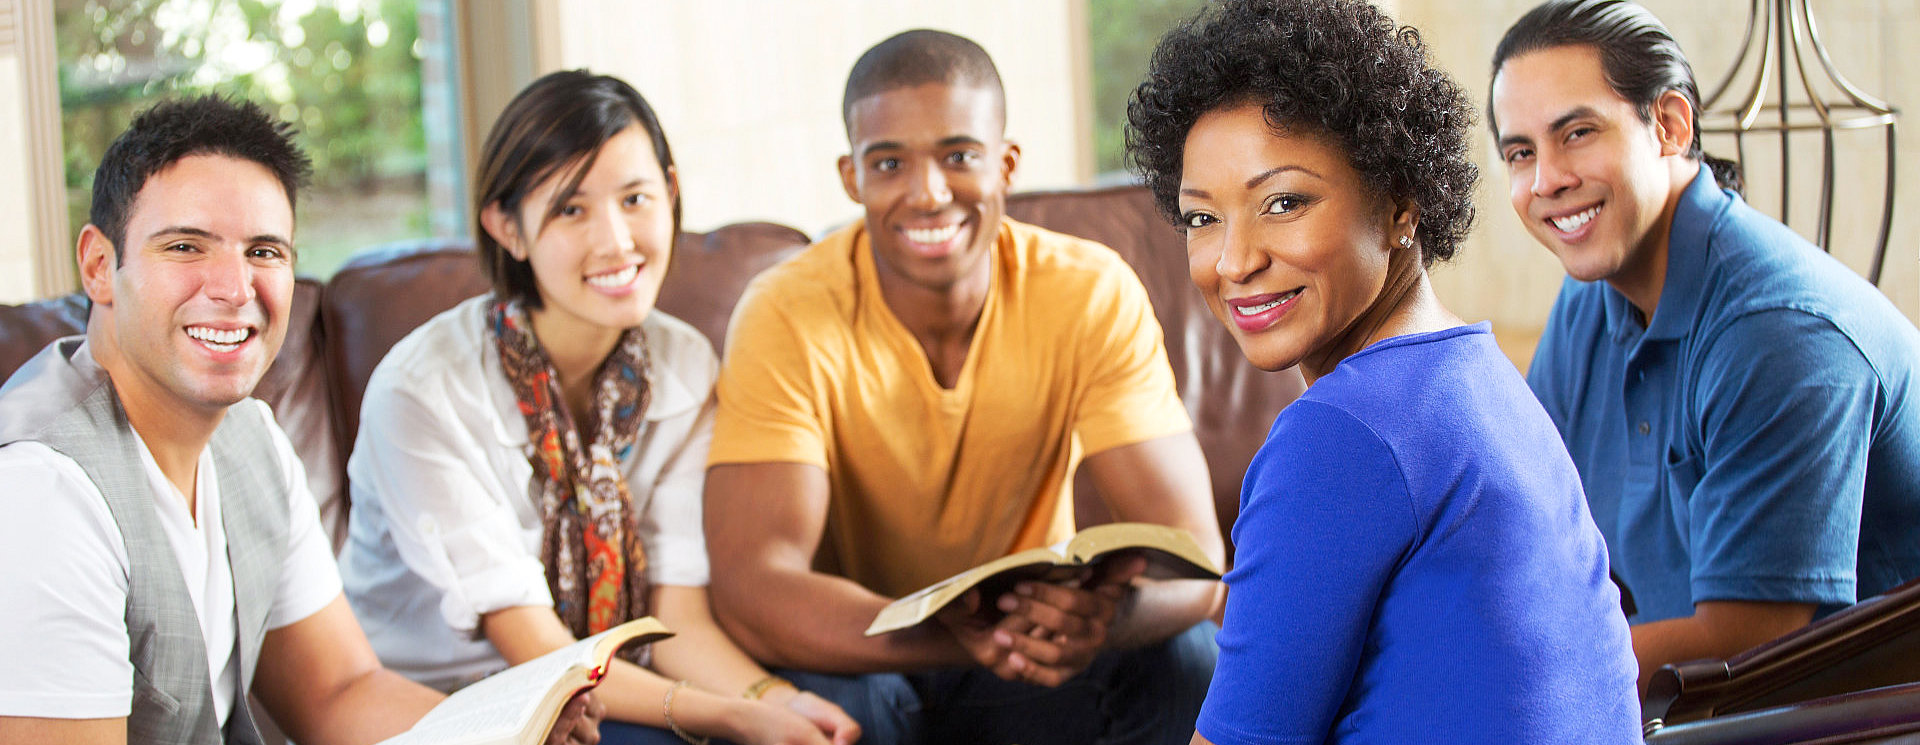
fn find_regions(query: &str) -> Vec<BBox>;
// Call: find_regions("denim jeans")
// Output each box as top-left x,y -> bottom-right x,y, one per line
777,621 -> 1217,745
600,720 -> 739,745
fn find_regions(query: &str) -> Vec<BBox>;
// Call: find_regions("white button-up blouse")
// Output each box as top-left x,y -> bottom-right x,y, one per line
338,295 -> 716,691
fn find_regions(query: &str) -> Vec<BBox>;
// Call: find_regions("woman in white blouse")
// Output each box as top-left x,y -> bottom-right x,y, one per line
339,70 -> 860,745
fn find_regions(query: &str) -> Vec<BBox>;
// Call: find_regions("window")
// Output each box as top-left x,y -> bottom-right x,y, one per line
1086,0 -> 1206,180
56,0 -> 437,277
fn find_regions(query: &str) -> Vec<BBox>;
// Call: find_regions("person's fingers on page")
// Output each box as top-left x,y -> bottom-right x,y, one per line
577,690 -> 605,745
546,691 -> 600,745
1089,553 -> 1150,590
955,588 -> 983,615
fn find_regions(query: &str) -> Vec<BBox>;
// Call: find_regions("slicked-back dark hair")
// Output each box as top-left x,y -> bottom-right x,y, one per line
474,69 -> 680,310
841,29 -> 1006,135
90,95 -> 311,263
1491,0 -> 1742,192
1127,0 -> 1479,265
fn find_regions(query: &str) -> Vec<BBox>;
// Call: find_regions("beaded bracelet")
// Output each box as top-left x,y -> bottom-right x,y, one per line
662,680 -> 710,745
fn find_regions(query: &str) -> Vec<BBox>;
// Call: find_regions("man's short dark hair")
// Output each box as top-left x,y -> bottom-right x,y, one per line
90,95 -> 312,261
1491,0 -> 1742,192
841,29 -> 1006,134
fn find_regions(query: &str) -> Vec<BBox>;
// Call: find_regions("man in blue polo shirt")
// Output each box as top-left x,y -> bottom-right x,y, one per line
1489,0 -> 1920,690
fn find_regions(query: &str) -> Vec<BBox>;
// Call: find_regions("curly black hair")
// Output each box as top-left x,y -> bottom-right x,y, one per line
1126,0 -> 1478,264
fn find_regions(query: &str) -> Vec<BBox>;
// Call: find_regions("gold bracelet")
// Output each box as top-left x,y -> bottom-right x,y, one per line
742,675 -> 797,700
662,679 -> 710,745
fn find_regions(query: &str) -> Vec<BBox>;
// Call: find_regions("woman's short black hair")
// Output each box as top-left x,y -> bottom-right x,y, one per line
1126,0 -> 1478,264
474,69 -> 680,310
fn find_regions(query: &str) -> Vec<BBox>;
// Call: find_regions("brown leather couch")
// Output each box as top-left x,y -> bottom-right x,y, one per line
0,184 -> 1305,555
1643,575 -> 1920,729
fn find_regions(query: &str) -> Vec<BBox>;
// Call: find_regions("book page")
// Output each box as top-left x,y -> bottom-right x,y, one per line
376,620 -> 670,745
865,547 -> 1066,636
375,646 -> 588,745
1066,523 -> 1220,579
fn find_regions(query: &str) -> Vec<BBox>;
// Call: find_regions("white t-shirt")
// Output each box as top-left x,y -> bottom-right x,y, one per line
339,296 -> 717,691
0,399 -> 344,722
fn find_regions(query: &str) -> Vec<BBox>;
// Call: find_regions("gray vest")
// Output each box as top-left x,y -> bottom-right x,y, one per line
0,338 -> 289,744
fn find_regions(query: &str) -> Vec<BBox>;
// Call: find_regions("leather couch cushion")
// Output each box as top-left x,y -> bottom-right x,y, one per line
320,237 -> 495,475
0,293 -> 88,377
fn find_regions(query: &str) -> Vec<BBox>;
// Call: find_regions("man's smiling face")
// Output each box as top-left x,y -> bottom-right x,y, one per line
1493,44 -> 1680,287
84,153 -> 295,415
838,81 -> 1019,294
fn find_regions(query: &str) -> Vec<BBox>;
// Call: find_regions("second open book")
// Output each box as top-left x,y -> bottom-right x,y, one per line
376,617 -> 673,745
865,522 -> 1222,636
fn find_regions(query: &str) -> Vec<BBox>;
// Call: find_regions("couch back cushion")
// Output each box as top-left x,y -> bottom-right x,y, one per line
0,293 -> 89,377
1007,186 -> 1306,541
320,237 -> 495,474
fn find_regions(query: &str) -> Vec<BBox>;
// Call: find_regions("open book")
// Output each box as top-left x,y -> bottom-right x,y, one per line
376,617 -> 674,745
865,522 -> 1221,636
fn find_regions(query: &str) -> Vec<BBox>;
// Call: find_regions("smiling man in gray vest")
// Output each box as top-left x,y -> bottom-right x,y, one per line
0,97 -> 599,745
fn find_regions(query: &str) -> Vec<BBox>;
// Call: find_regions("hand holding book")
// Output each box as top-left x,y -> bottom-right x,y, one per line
935,551 -> 1156,687
376,617 -> 673,745
543,691 -> 606,745
882,524 -> 1221,688
867,523 -> 1222,636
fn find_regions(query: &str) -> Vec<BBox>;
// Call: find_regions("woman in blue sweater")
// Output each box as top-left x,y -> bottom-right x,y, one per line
1126,0 -> 1642,742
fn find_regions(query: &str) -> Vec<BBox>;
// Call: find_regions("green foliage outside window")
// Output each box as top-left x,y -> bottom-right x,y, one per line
56,0 -> 429,278
1088,0 -> 1208,178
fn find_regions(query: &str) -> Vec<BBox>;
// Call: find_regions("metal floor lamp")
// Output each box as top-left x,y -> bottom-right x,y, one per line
1697,0 -> 1899,285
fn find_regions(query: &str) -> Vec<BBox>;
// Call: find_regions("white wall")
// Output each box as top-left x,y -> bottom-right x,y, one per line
534,0 -> 1917,371
0,54 -> 36,304
542,0 -> 1088,237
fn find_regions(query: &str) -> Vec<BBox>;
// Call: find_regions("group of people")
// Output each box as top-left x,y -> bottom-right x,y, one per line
2,0 -> 1916,744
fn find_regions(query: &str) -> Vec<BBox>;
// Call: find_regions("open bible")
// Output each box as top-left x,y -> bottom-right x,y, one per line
865,522 -> 1222,636
376,617 -> 674,745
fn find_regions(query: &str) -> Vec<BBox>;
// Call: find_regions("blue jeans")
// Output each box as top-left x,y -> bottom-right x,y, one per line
778,622 -> 1217,745
599,720 -> 739,745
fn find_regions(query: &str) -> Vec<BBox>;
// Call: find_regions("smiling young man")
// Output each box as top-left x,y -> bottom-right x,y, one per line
0,97 -> 599,745
1490,0 -> 1920,691
702,29 -> 1224,745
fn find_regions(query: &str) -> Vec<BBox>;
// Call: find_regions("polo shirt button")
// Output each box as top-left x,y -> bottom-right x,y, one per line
1638,421 -> 1651,435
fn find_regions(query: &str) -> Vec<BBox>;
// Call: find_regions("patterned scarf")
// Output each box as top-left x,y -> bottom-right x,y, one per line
489,298 -> 652,641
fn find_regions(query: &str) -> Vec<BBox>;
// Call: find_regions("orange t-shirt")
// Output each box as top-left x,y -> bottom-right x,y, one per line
709,218 -> 1191,597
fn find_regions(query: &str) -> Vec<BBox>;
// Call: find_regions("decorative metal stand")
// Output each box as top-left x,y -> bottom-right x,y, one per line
1697,0 -> 1898,285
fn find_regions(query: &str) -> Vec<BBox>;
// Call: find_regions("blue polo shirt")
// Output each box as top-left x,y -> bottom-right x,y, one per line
1527,163 -> 1920,624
